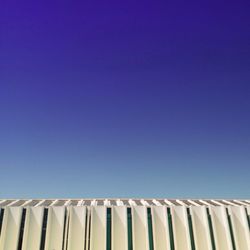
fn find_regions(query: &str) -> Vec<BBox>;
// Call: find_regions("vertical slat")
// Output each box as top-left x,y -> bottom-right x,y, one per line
22,207 -> 44,250
90,206 -> 106,250
132,206 -> 149,250
112,206 -> 127,250
209,206 -> 233,250
151,206 -> 171,250
67,206 -> 86,250
0,207 -> 23,250
44,206 -> 66,250
228,206 -> 250,249
190,206 -> 213,250
171,206 -> 192,250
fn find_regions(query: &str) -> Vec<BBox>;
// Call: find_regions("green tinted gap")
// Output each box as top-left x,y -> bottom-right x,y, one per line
206,208 -> 216,250
226,208 -> 236,250
17,208 -> 26,250
147,208 -> 154,250
127,208 -> 133,250
167,208 -> 175,250
106,208 -> 112,250
187,208 -> 196,250
0,209 -> 4,236
40,208 -> 48,250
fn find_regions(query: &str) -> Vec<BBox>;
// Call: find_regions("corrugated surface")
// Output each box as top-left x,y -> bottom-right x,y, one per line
0,199 -> 249,249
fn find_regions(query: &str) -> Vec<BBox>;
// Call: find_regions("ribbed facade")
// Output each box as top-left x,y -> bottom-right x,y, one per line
0,199 -> 249,250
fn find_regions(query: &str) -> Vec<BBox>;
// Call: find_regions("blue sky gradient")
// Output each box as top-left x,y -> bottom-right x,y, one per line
0,0 -> 250,198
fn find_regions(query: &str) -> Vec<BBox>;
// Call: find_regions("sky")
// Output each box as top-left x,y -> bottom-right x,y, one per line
0,0 -> 250,199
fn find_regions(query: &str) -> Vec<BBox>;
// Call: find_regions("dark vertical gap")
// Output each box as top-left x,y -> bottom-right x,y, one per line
40,208 -> 48,250
187,208 -> 196,250
127,207 -> 133,250
147,208 -> 154,250
106,208 -> 112,250
0,208 -> 5,236
226,208 -> 236,250
206,208 -> 216,250
245,208 -> 250,230
17,208 -> 26,250
65,215 -> 70,250
88,212 -> 91,250
167,207 -> 175,250
84,209 -> 89,250
62,209 -> 68,250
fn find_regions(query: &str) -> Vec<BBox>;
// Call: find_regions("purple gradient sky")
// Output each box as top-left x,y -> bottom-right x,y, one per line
0,0 -> 250,198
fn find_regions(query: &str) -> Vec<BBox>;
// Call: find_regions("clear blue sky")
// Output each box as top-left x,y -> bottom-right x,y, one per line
0,0 -> 249,198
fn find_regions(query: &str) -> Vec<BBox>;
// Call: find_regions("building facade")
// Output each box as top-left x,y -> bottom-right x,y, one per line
0,198 -> 249,250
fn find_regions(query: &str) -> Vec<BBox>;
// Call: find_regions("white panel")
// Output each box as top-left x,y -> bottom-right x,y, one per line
132,206 -> 149,250
90,206 -> 106,250
190,206 -> 212,250
67,206 -> 86,250
112,206 -> 127,250
0,207 -> 23,250
171,206 -> 192,250
22,207 -> 44,250
209,206 -> 233,250
151,206 -> 171,250
45,206 -> 66,250
228,206 -> 250,249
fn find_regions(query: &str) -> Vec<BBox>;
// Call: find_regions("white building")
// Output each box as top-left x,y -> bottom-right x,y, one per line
0,198 -> 249,249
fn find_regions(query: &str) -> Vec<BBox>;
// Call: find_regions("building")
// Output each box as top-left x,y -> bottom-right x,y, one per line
0,198 -> 249,249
